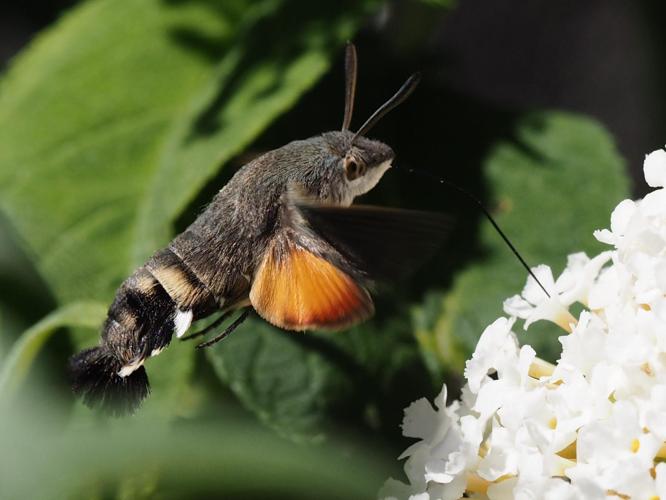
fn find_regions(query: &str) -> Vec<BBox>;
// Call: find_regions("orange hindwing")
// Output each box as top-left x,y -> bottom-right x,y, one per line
249,241 -> 373,331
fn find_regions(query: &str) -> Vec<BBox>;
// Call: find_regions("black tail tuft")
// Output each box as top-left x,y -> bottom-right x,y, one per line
69,347 -> 150,416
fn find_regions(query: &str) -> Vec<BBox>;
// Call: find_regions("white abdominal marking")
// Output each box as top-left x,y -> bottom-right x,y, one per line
118,358 -> 144,378
174,309 -> 193,338
150,346 -> 165,357
120,310 -> 194,374
121,310 -> 194,374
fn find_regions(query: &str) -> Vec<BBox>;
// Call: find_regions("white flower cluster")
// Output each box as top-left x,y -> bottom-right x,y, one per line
381,149 -> 666,500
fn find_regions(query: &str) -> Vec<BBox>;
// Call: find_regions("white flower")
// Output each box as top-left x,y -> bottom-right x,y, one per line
503,265 -> 577,332
656,463 -> 666,497
593,199 -> 637,247
568,401 -> 662,498
486,476 -> 605,500
381,148 -> 666,500
383,387 -> 472,500
644,148 -> 666,188
464,317 -> 519,394
555,252 -> 613,307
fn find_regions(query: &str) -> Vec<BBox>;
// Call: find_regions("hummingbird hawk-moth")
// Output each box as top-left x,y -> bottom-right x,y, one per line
69,44 -> 449,415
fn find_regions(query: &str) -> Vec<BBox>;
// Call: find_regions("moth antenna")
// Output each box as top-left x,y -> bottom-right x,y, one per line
341,42 -> 358,131
353,72 -> 421,141
401,166 -> 551,299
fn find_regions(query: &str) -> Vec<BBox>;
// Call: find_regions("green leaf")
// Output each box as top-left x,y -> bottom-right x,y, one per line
0,301 -> 106,401
205,313 -> 431,440
415,112 -> 631,370
0,0 -> 378,415
206,318 -> 351,440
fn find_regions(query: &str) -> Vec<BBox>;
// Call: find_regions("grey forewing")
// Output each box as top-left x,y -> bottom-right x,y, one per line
297,204 -> 451,281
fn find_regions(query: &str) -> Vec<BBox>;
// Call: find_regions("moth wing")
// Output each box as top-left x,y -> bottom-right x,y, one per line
249,237 -> 374,332
297,204 -> 451,281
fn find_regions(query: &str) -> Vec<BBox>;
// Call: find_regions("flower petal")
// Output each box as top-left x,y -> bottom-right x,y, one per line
644,148 -> 666,188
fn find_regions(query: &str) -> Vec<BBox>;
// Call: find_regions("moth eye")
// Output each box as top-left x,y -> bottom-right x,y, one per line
344,158 -> 365,180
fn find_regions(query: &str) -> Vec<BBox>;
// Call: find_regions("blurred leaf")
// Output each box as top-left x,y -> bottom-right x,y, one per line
0,215 -> 54,346
138,334 -> 202,418
0,312 -> 5,362
0,0 -> 378,415
0,301 -> 106,401
0,0 -> 376,305
0,411 -> 390,499
415,112 -> 630,370
133,0 -> 380,263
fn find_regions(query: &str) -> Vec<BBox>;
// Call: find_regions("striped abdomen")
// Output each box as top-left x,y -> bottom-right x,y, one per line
69,247 -> 219,415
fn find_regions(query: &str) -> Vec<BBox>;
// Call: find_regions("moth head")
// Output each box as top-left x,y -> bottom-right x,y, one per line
290,44 -> 419,205
322,130 -> 394,199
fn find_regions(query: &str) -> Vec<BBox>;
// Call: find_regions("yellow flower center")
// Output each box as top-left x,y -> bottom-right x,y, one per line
631,438 -> 640,453
556,440 -> 577,460
529,357 -> 556,379
466,473 -> 489,494
554,308 -> 578,333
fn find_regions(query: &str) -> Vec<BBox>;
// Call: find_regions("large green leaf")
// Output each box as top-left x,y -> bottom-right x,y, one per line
206,313 -> 431,440
206,318 -> 351,440
0,0 -> 378,412
0,0 -> 375,305
414,112 -> 630,371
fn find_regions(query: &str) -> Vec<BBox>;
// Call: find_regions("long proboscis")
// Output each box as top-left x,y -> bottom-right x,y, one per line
342,42 -> 358,131
352,72 -> 421,142
400,166 -> 552,299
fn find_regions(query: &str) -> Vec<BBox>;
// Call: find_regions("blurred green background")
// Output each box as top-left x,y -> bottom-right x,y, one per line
0,0 -> 662,498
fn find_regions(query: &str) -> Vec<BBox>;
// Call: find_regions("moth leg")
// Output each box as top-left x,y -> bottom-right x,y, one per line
180,310 -> 233,341
196,309 -> 251,349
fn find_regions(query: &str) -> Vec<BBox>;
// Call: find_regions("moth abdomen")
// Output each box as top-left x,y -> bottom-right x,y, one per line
70,250 -> 217,415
